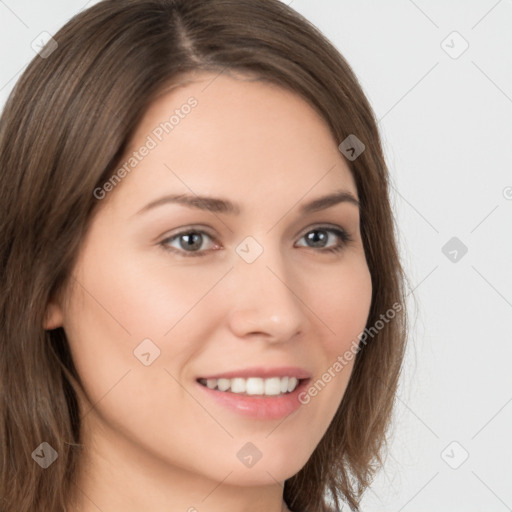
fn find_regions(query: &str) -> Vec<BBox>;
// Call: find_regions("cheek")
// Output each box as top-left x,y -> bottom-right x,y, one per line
66,245 -> 217,353
296,257 -> 372,418
312,255 -> 373,353
62,247 -> 232,430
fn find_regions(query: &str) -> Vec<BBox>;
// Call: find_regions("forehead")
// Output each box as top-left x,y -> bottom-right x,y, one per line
105,71 -> 357,213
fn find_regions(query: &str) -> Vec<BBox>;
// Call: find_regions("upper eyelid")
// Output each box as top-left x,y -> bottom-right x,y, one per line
160,223 -> 349,248
161,225 -> 216,243
161,222 -> 347,239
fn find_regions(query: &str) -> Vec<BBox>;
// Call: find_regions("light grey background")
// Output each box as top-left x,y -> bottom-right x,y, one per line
1,1 -> 511,511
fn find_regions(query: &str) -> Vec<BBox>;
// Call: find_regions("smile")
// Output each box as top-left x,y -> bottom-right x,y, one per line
197,376 -> 301,396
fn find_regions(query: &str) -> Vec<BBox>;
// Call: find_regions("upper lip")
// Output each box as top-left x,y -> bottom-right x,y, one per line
198,366 -> 312,380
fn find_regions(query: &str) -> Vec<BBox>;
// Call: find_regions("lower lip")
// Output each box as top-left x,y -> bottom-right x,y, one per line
195,379 -> 310,420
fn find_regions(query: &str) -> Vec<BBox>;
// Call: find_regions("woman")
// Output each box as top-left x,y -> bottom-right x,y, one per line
0,0 -> 407,510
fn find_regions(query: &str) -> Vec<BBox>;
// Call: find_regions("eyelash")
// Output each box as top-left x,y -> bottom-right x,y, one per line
158,225 -> 353,258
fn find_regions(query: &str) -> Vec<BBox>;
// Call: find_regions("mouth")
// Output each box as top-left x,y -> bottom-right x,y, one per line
197,376 -> 307,397
195,373 -> 311,420
194,366 -> 312,419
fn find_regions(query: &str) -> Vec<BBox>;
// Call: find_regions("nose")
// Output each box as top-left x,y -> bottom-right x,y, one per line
226,244 -> 305,343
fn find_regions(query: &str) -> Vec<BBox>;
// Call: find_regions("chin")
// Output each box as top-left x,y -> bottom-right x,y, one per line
227,464 -> 303,487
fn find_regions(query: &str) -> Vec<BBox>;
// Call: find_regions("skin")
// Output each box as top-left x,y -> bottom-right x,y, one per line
45,71 -> 373,512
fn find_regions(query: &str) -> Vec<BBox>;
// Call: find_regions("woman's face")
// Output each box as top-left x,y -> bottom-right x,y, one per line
47,72 -> 372,494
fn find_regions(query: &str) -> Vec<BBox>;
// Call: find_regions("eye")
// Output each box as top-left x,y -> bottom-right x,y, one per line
160,228 -> 218,257
159,224 -> 353,257
295,225 -> 353,253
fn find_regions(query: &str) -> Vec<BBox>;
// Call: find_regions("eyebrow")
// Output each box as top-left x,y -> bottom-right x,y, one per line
135,189 -> 360,216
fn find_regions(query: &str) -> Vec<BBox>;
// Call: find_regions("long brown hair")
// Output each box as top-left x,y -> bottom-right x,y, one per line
0,0 -> 407,510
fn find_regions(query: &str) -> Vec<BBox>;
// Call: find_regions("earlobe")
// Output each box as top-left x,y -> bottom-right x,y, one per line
43,301 -> 64,330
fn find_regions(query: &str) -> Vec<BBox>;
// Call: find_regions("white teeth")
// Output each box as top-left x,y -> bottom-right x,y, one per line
246,377 -> 264,395
230,378 -> 246,393
217,378 -> 230,392
264,377 -> 281,396
199,376 -> 301,396
287,377 -> 298,393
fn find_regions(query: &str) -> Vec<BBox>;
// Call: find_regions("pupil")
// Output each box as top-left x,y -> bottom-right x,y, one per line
181,232 -> 202,251
307,230 -> 327,247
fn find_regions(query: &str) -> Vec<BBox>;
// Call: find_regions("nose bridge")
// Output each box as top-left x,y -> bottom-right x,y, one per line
227,236 -> 305,340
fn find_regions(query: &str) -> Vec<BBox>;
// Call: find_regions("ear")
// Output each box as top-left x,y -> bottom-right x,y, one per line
43,300 -> 64,330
